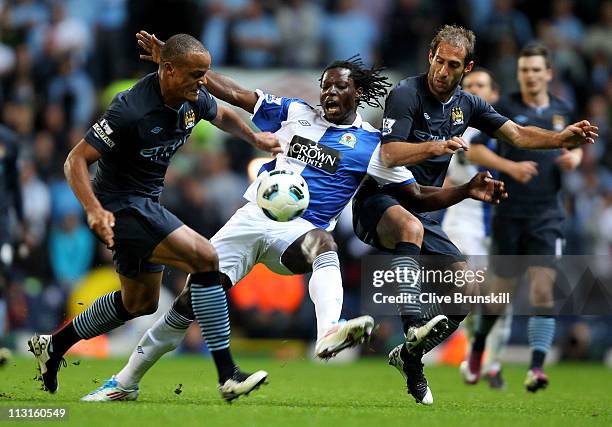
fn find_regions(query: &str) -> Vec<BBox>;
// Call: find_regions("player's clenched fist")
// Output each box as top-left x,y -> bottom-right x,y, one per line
430,136 -> 468,156
87,207 -> 116,248
508,160 -> 538,184
253,132 -> 282,154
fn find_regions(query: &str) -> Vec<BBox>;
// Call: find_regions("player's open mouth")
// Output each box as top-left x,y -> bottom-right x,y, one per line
324,100 -> 341,114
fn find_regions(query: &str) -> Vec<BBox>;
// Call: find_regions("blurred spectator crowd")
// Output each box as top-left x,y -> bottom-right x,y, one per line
0,0 -> 610,357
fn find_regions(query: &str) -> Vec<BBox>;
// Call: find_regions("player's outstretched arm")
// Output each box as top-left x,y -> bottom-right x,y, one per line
136,30 -> 258,113
494,119 -> 598,150
468,144 -> 538,184
64,140 -> 115,247
392,171 -> 507,212
212,105 -> 281,154
381,137 -> 468,168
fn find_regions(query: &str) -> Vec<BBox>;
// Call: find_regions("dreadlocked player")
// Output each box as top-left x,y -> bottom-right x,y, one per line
80,32 -> 508,402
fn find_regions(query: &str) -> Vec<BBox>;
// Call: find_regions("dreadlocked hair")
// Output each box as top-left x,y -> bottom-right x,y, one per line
320,55 -> 392,109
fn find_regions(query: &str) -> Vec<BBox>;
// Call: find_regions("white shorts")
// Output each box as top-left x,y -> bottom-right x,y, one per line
443,227 -> 488,256
443,227 -> 490,271
211,202 -> 317,285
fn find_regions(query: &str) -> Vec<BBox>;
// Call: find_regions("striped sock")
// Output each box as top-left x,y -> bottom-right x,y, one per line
391,253 -> 421,333
116,307 -> 192,388
528,316 -> 555,369
190,271 -> 234,382
165,306 -> 194,329
73,291 -> 134,340
50,291 -> 134,358
421,315 -> 465,355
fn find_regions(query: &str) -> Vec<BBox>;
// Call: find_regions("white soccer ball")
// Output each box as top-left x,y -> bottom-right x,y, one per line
256,170 -> 309,222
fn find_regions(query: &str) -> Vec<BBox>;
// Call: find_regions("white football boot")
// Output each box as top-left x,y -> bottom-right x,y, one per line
404,315 -> 448,352
28,334 -> 65,393
219,369 -> 268,402
315,315 -> 375,359
81,376 -> 139,401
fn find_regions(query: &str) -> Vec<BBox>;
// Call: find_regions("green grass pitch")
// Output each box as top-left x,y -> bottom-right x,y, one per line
0,355 -> 610,427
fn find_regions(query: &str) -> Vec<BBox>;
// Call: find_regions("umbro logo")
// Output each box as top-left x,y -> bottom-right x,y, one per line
298,120 -> 311,126
150,127 -> 163,134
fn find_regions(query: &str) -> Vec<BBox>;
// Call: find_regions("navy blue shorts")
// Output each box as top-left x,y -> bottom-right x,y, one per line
490,215 -> 564,277
352,191 -> 464,263
99,195 -> 183,278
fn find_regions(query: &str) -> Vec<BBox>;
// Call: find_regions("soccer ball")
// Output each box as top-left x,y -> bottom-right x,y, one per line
256,170 -> 309,222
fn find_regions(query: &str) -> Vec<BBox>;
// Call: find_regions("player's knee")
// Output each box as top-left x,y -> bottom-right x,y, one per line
450,261 -> 468,273
315,230 -> 338,253
531,286 -> 553,307
390,214 -> 423,247
191,236 -> 219,272
378,207 -> 423,248
398,215 -> 424,243
124,298 -> 159,317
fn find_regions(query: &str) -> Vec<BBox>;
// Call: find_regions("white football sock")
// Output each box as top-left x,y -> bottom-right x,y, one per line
308,251 -> 343,341
116,308 -> 192,388
484,314 -> 512,372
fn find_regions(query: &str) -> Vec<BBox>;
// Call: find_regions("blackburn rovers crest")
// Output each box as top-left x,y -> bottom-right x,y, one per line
451,106 -> 464,126
339,133 -> 357,148
184,108 -> 195,129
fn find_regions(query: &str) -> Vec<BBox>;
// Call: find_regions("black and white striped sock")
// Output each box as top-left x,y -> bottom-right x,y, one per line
392,257 -> 421,330
393,242 -> 421,334
165,306 -> 193,330
73,291 -> 134,340
421,315 -> 465,355
190,271 -> 235,382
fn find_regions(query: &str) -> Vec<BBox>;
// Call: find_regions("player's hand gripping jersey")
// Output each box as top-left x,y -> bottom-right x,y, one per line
243,90 -> 415,230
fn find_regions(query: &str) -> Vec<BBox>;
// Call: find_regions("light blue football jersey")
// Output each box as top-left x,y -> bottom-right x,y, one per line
243,90 -> 415,230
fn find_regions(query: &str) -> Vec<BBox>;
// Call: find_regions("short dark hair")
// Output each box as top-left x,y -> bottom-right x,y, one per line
518,43 -> 552,68
430,24 -> 476,65
320,55 -> 392,109
160,33 -> 208,64
466,66 -> 499,92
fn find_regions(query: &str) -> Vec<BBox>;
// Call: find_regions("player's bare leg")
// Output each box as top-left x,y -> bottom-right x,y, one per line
282,229 -> 374,359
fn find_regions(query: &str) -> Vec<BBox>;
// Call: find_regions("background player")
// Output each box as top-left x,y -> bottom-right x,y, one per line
443,68 -> 526,389
28,34 -> 281,398
0,124 -> 27,367
461,44 -> 583,393
78,32 -> 507,402
353,25 -> 597,405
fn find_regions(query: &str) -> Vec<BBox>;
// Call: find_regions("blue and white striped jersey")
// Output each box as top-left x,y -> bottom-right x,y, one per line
243,90 -> 415,230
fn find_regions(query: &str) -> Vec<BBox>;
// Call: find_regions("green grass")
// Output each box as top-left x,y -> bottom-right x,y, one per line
0,356 -> 610,427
